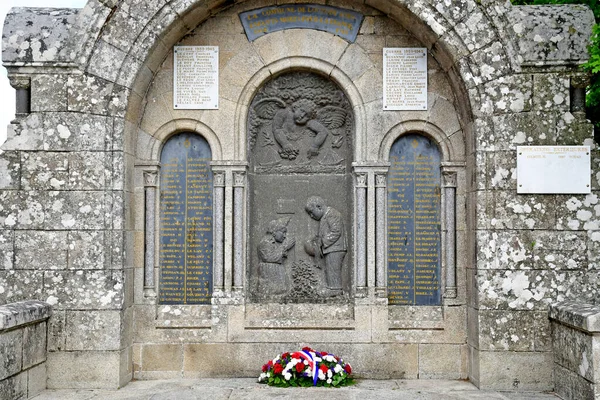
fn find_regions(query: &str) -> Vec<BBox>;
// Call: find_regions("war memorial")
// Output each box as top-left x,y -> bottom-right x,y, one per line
0,0 -> 599,398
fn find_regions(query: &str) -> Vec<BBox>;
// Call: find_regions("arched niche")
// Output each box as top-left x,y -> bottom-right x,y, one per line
246,70 -> 354,303
158,132 -> 214,304
387,133 -> 442,305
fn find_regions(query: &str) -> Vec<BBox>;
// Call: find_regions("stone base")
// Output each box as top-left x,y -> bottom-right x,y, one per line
47,351 -> 123,389
131,341 -> 470,380
475,349 -> 553,391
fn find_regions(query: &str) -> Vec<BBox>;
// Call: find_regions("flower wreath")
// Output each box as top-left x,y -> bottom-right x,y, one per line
258,347 -> 354,387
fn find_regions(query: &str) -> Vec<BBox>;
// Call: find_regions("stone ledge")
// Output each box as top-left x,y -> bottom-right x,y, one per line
0,301 -> 52,331
549,301 -> 600,333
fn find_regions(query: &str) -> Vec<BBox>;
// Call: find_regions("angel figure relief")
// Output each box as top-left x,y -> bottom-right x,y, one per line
252,96 -> 348,166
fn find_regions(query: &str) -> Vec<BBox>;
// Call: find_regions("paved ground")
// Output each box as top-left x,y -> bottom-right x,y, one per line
31,378 -> 560,399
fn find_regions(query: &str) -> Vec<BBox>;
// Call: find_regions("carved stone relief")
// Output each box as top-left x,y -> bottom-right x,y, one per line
248,72 -> 353,174
248,72 -> 354,303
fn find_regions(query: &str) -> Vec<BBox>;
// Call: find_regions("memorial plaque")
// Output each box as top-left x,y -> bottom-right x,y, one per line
239,4 -> 364,43
387,134 -> 441,305
383,48 -> 428,111
174,46 -> 219,110
248,71 -> 354,303
159,133 -> 213,304
517,146 -> 591,194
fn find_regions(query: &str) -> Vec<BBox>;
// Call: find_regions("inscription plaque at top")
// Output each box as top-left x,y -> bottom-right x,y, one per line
174,46 -> 219,110
159,133 -> 213,304
239,4 -> 364,42
383,48 -> 428,111
387,134 -> 441,305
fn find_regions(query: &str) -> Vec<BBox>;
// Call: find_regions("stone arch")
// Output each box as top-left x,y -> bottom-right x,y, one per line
379,120 -> 456,163
147,119 -> 223,162
71,0 -> 523,141
233,56 -> 368,162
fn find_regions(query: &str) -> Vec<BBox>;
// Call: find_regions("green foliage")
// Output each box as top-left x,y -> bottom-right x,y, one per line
512,0 -> 599,131
586,24 -> 600,128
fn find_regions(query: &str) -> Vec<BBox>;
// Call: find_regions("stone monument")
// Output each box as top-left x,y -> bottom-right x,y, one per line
0,0 -> 597,396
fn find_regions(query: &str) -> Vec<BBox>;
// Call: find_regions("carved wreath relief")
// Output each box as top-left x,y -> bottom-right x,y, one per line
249,72 -> 353,174
248,72 -> 354,303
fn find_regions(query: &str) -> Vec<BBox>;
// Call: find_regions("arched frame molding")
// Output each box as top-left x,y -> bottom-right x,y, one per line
377,121 -> 466,304
233,56 -> 368,163
149,119 -> 224,162
138,121 -> 223,302
71,0 -> 524,150
379,121 -> 456,163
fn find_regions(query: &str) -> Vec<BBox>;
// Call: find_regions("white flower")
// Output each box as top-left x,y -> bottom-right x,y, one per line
334,364 -> 343,373
314,357 -> 322,362
318,370 -> 325,380
284,372 -> 292,381
327,369 -> 332,378
324,355 -> 336,362
304,360 -> 308,365
327,378 -> 332,384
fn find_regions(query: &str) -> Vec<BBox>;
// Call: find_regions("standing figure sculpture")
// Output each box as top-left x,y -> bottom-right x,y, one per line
304,196 -> 347,297
257,217 -> 296,296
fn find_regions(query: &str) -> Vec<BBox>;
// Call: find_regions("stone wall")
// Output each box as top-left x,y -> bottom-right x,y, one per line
0,0 -> 596,391
550,301 -> 600,399
0,301 -> 51,399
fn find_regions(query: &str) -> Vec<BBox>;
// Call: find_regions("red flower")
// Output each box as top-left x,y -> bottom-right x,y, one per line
302,346 -> 314,353
282,352 -> 290,359
291,352 -> 302,359
319,364 -> 329,373
262,364 -> 268,372
344,364 -> 352,374
320,351 -> 328,357
295,363 -> 305,373
273,363 -> 284,374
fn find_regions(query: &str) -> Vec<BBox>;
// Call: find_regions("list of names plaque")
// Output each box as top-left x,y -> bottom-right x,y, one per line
159,133 -> 213,304
387,134 -> 441,305
174,46 -> 219,110
383,48 -> 428,111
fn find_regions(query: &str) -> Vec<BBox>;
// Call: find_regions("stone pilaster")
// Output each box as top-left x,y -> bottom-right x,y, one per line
212,171 -> 225,292
570,74 -> 589,115
355,172 -> 367,293
142,169 -> 158,298
353,163 -> 389,299
211,162 -> 247,296
375,172 -> 387,295
442,171 -> 457,299
8,75 -> 31,120
233,170 -> 246,290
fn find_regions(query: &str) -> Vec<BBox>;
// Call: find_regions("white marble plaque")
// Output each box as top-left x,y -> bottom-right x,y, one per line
174,46 -> 219,110
383,48 -> 427,111
517,146 -> 591,194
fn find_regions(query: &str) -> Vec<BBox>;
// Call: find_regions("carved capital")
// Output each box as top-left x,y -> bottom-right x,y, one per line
143,171 -> 158,187
213,171 -> 225,187
375,174 -> 387,188
442,171 -> 457,188
355,173 -> 367,188
233,171 -> 246,187
571,74 -> 590,89
8,75 -> 30,90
